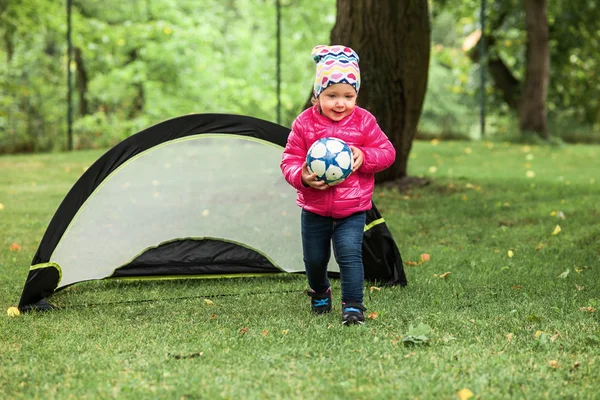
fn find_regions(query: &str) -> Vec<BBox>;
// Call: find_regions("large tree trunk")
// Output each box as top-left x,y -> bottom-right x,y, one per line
520,0 -> 550,138
329,0 -> 431,181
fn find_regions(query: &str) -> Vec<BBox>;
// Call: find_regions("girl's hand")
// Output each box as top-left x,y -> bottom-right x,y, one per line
301,162 -> 328,190
350,146 -> 364,172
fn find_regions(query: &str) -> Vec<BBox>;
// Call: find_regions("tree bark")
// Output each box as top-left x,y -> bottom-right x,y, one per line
520,0 -> 550,138
74,47 -> 89,116
324,0 -> 431,181
3,26 -> 14,63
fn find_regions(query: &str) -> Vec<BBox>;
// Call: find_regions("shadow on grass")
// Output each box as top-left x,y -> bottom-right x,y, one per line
48,273 -> 308,309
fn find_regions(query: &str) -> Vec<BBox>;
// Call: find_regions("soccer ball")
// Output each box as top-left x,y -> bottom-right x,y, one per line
306,137 -> 353,185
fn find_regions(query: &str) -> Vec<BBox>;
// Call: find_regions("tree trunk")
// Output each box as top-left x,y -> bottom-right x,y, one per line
3,26 -> 14,63
127,48 -> 144,118
520,0 -> 550,139
328,0 -> 431,181
74,47 -> 89,116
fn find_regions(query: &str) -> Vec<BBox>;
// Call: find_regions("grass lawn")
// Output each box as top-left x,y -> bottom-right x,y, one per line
1,140 -> 599,399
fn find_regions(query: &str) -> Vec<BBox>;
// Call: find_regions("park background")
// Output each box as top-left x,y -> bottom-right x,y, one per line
1,0 -> 599,399
1,0 -> 599,154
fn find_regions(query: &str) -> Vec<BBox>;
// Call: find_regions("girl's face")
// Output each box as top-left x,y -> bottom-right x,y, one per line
318,83 -> 357,122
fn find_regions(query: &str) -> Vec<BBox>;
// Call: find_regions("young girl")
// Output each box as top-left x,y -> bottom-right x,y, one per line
280,45 -> 396,325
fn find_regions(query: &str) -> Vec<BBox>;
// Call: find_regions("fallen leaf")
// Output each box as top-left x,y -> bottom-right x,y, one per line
7,307 -> 20,317
210,314 -> 217,320
204,298 -> 214,305
548,360 -> 558,369
512,285 -> 522,289
442,335 -> 457,343
573,361 -> 580,369
261,330 -> 269,336
575,266 -> 590,273
367,312 -> 378,320
526,170 -> 536,178
9,243 -> 21,252
575,284 -> 584,291
550,333 -> 560,342
402,323 -> 432,345
557,211 -> 566,220
535,330 -> 543,339
404,261 -> 419,266
0,202 -> 4,210
508,250 -> 514,258
281,329 -> 289,335
579,307 -> 596,313
239,327 -> 249,335
457,388 -> 474,400
550,211 -> 557,216
420,253 -> 431,262
535,243 -> 544,250
439,272 -> 451,279
558,269 -> 570,279
551,225 -> 561,235
369,286 -> 381,292
506,333 -> 514,342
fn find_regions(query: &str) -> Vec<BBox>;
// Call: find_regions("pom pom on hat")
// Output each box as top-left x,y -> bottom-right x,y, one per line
312,45 -> 360,98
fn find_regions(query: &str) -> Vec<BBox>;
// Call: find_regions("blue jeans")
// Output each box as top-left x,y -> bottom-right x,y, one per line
301,209 -> 366,304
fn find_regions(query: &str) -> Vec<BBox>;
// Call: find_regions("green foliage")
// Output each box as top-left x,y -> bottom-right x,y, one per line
0,0 -> 335,153
430,0 -> 600,138
419,57 -> 478,140
2,0 -> 599,152
1,141 -> 599,398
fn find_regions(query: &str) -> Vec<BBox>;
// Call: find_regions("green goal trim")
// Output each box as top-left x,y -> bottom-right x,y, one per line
364,218 -> 385,232
29,262 -> 63,283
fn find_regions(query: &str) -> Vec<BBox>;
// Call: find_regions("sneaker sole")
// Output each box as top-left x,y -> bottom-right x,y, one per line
342,319 -> 364,325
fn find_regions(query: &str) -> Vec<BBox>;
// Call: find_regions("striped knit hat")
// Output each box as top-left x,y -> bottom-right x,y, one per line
312,45 -> 360,98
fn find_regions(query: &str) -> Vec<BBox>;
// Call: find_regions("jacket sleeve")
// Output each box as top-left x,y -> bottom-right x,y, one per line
280,118 -> 308,191
357,112 -> 396,174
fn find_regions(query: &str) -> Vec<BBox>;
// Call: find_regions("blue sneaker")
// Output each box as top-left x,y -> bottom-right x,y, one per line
342,302 -> 366,325
307,288 -> 332,314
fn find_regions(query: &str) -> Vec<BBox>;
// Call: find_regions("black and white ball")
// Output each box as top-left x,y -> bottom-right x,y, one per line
306,137 -> 353,185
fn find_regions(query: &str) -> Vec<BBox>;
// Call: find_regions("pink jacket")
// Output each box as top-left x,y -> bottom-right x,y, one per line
281,105 -> 396,218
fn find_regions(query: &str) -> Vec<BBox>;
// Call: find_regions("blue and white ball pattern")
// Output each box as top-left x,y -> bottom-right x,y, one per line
306,138 -> 353,185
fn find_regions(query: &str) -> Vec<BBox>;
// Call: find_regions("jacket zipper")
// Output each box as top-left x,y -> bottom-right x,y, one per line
326,123 -> 338,216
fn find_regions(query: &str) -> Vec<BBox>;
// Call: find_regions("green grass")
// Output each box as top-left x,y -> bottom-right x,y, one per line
1,141 -> 599,399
